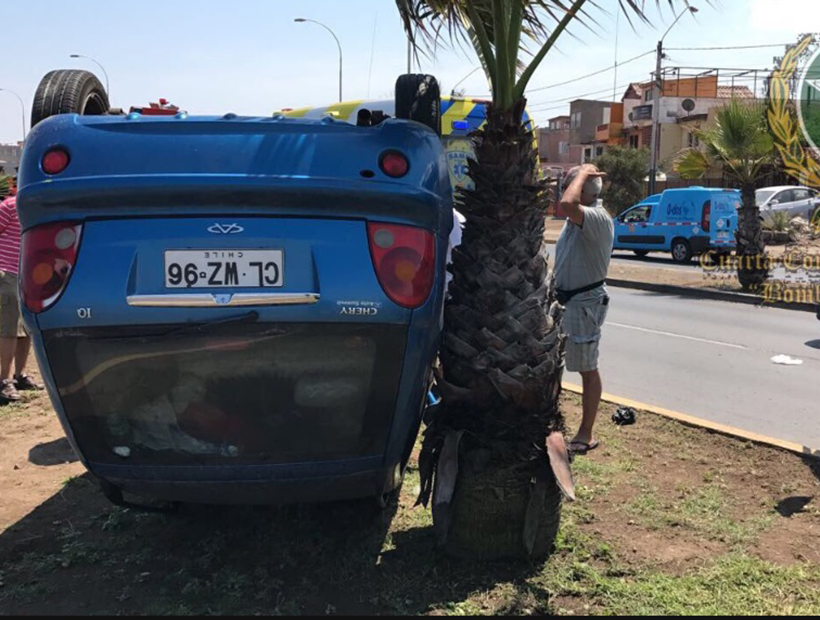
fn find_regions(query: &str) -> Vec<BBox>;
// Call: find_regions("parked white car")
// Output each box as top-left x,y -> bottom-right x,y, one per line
757,185 -> 820,226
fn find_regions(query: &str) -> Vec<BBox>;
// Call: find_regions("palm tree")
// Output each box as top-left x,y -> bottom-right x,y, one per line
396,0 -> 691,560
0,175 -> 11,201
674,99 -> 773,290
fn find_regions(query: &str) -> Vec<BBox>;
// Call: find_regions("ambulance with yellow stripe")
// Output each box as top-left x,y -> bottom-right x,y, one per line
278,90 -> 539,193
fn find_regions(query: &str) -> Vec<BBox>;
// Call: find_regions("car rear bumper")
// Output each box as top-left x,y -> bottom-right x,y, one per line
93,457 -> 397,505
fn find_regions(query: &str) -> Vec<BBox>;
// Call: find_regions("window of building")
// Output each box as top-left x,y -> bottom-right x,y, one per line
583,147 -> 592,162
571,112 -> 582,128
559,141 -> 569,155
629,135 -> 640,149
602,107 -> 611,125
595,146 -> 604,157
687,133 -> 701,149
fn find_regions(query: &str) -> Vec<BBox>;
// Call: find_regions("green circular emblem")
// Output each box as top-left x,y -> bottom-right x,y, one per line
798,46 -> 820,154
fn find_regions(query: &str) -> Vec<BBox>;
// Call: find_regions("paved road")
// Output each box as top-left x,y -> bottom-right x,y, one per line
564,288 -> 820,450
546,243 -> 700,272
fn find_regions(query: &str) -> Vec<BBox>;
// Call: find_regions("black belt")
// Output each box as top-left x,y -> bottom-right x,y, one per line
556,280 -> 606,305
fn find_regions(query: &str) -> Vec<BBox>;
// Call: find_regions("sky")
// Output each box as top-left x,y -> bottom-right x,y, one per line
0,0 -> 818,144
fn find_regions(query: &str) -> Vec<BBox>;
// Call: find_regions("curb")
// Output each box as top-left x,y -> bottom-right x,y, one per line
562,382 -> 820,459
606,278 -> 817,313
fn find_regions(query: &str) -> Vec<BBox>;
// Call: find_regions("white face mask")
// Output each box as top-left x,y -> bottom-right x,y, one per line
580,177 -> 603,206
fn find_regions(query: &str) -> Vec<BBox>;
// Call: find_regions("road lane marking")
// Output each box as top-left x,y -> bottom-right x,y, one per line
562,382 -> 820,458
607,322 -> 747,350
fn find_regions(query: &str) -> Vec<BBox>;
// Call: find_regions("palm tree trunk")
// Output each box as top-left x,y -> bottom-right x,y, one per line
736,183 -> 768,291
418,99 -> 565,560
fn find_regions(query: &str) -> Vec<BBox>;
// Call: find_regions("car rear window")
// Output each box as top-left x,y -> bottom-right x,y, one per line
44,323 -> 408,467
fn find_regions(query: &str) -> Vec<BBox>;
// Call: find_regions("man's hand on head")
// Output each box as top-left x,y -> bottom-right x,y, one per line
560,165 -> 607,227
579,164 -> 606,181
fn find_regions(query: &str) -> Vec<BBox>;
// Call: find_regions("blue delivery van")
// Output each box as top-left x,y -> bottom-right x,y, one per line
613,187 -> 740,262
17,74 -> 455,508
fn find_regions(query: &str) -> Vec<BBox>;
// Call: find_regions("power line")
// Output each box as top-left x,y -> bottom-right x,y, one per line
666,43 -> 790,51
526,50 -> 654,93
528,80 -> 643,110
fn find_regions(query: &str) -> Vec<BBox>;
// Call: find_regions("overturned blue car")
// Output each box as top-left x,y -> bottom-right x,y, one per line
17,71 -> 453,508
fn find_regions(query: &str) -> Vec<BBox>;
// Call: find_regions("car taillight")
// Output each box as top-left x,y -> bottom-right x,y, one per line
379,151 -> 410,178
21,222 -> 83,313
367,222 -> 435,309
42,148 -> 71,175
702,201 -> 711,233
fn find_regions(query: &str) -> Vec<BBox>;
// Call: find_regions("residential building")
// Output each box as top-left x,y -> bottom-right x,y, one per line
569,99 -> 613,162
621,75 -> 755,171
537,115 -> 571,168
0,143 -> 23,175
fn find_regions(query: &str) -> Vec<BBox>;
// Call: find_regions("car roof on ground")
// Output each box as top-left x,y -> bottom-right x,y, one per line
756,186 -> 809,191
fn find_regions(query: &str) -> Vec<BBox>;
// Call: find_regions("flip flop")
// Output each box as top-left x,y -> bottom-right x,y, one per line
568,440 -> 600,456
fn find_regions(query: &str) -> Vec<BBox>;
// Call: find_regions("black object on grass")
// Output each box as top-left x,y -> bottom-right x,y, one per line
612,406 -> 637,427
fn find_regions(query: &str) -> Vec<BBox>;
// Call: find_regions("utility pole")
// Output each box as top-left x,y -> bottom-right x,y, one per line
648,6 -> 699,195
648,39 -> 664,195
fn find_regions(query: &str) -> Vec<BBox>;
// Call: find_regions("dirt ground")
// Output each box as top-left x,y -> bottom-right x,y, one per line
1,373 -> 819,615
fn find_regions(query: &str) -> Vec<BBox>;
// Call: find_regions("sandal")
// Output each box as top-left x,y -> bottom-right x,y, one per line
14,374 -> 43,391
568,440 -> 600,456
0,379 -> 21,403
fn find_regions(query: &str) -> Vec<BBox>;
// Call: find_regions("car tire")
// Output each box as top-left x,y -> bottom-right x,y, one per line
633,250 -> 650,258
671,238 -> 693,263
31,69 -> 110,127
395,74 -> 441,135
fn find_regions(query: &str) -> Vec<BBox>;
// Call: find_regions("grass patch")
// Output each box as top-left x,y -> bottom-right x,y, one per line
540,554 -> 820,615
624,482 -> 773,545
2,395 -> 819,615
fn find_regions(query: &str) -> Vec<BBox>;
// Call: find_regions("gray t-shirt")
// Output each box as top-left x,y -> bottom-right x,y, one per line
554,201 -> 614,292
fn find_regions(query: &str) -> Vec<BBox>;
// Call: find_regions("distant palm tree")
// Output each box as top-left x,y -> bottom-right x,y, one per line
0,175 -> 11,200
395,0 -> 692,560
674,99 -> 774,290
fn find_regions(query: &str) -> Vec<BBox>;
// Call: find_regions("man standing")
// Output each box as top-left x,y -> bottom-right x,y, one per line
554,164 -> 614,456
0,193 -> 42,403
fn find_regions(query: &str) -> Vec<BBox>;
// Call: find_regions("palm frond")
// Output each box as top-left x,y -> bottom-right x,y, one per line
395,1 -> 699,110
691,99 -> 774,184
673,147 -> 713,179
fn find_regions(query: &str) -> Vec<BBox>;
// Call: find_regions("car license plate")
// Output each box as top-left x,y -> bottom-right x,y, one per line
164,250 -> 284,288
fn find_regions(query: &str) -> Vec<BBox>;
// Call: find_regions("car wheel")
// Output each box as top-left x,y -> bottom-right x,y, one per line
31,69 -> 110,127
671,238 -> 693,263
633,250 -> 650,258
395,74 -> 441,135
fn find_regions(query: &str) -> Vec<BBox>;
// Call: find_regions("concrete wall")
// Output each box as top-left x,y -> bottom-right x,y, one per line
569,100 -> 612,145
0,144 -> 22,175
538,126 -> 571,164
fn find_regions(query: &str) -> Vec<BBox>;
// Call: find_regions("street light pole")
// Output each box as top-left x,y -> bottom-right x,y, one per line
70,55 -> 110,98
648,6 -> 698,195
0,88 -> 26,142
294,19 -> 343,102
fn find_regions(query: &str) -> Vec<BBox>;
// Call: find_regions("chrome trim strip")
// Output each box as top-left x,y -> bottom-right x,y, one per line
126,293 -> 320,308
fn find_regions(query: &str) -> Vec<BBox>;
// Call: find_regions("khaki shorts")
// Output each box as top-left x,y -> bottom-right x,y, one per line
563,294 -> 609,373
0,271 -> 27,338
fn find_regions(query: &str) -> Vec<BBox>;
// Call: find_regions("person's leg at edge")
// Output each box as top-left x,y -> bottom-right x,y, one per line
572,369 -> 602,446
14,336 -> 31,377
0,337 -> 15,383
